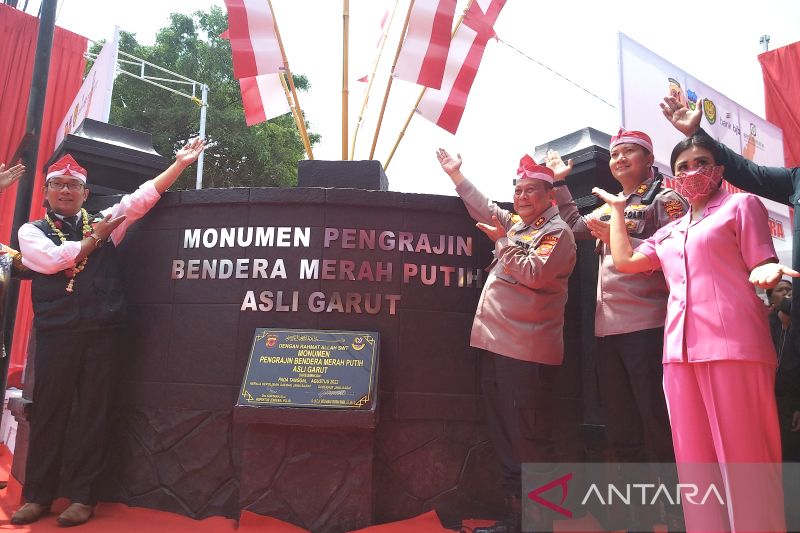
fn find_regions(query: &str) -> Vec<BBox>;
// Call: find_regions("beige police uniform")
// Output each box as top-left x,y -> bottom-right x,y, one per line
454,178 -> 576,502
456,179 -> 577,364
555,177 -> 687,472
556,177 -> 688,336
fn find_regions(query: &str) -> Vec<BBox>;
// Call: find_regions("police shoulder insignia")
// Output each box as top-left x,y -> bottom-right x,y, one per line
535,235 -> 559,257
636,183 -> 648,195
534,216 -> 546,227
663,199 -> 684,220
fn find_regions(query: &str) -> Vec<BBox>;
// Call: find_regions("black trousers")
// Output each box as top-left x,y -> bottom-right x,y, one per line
595,329 -> 681,531
596,327 -> 674,463
23,328 -> 120,506
480,350 -> 558,496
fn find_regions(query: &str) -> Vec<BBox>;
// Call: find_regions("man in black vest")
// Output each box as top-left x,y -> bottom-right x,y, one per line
11,139 -> 205,527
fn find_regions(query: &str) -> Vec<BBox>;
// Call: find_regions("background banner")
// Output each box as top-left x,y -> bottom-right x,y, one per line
618,32 -> 790,265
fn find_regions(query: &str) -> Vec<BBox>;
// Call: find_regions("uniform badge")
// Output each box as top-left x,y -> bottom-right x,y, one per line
636,183 -> 648,195
510,214 -> 522,224
509,230 -> 517,237
599,214 -> 611,222
625,220 -> 637,231
520,234 -> 533,241
535,235 -> 559,257
534,216 -> 546,227
663,199 -> 684,220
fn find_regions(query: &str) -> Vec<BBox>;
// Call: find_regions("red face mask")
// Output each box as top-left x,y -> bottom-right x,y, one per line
673,165 -> 724,200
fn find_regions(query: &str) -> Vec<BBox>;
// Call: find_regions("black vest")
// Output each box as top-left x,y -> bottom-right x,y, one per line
29,215 -> 127,331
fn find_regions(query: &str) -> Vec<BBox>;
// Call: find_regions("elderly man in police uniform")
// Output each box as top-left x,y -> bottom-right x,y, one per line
11,139 -> 205,527
436,148 -> 576,533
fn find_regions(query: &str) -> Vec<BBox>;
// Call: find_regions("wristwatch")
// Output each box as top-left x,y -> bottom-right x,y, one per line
90,233 -> 105,249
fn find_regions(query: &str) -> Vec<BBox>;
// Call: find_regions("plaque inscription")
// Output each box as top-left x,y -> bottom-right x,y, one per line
238,328 -> 379,409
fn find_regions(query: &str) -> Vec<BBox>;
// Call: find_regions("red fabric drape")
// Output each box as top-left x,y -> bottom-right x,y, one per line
759,41 -> 800,168
0,4 -> 87,387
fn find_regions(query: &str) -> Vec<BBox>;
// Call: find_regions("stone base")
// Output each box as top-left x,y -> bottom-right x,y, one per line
297,160 -> 388,191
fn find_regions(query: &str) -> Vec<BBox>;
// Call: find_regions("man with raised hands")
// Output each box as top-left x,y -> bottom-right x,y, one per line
11,138 -> 205,527
436,149 -> 576,533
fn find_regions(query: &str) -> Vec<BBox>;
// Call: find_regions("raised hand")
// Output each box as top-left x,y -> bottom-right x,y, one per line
660,96 -> 702,136
544,149 -> 573,181
175,138 -> 207,168
749,262 -> 800,289
592,187 -> 627,209
92,214 -> 127,241
586,218 -> 611,245
436,148 -> 462,176
0,163 -> 25,191
475,215 -> 506,242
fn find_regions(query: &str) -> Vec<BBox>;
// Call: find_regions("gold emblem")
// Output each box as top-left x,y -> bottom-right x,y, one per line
535,235 -> 559,257
636,183 -> 648,195
534,216 -> 546,227
510,214 -> 522,224
663,199 -> 685,220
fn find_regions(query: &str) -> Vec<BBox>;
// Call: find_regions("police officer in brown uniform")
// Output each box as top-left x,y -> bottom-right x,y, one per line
436,148 -> 576,532
548,129 -> 687,529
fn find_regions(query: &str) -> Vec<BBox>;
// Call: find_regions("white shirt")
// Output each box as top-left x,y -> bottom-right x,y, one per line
19,180 -> 161,274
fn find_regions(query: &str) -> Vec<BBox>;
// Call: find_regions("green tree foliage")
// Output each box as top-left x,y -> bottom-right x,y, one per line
93,6 -> 319,189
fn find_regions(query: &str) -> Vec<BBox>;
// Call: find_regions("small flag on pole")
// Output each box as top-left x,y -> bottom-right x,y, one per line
240,74 -> 291,126
415,0 -> 506,134
393,0 -> 457,90
223,0 -> 283,79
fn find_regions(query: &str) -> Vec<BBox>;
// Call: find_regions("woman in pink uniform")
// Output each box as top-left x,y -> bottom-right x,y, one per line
594,133 -> 798,532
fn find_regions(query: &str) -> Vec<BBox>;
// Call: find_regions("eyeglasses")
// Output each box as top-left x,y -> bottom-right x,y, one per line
47,181 -> 84,192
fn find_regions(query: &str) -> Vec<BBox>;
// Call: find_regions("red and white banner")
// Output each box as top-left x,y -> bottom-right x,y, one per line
223,0 -> 283,79
393,0 -> 456,90
53,27 -> 118,150
415,0 -> 506,134
240,74 -> 290,126
759,41 -> 800,168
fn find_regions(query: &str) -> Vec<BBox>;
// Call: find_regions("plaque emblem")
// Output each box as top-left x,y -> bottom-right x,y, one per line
352,336 -> 366,351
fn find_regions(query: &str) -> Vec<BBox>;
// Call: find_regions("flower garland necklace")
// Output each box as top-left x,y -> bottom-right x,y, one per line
45,208 -> 93,293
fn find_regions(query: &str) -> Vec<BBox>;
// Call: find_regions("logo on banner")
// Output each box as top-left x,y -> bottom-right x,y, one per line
687,89 -> 698,110
703,98 -> 717,125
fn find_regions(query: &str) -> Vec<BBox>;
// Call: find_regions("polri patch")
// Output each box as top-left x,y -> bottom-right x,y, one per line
663,199 -> 684,220
535,235 -> 559,257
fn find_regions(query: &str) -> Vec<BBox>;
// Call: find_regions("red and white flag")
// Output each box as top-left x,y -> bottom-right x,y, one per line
356,4 -> 391,83
223,0 -> 283,79
416,0 -> 506,134
240,74 -> 291,126
393,0 -> 457,90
